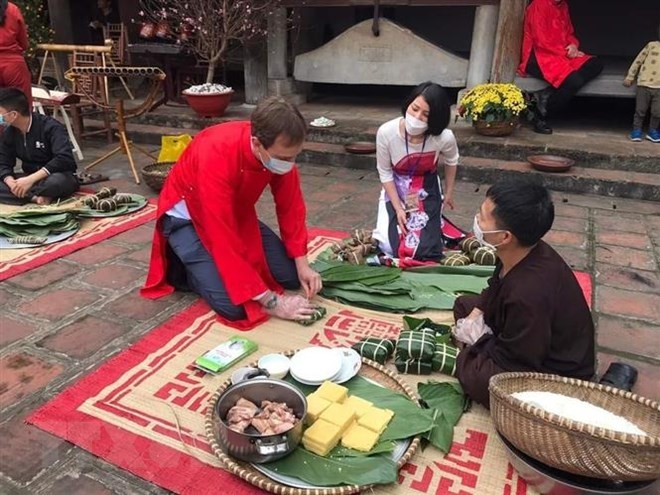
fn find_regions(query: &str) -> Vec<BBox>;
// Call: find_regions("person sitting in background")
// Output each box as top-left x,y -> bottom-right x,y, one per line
624,26 -> 660,143
0,88 -> 78,205
0,1 -> 32,108
452,177 -> 595,407
517,0 -> 602,134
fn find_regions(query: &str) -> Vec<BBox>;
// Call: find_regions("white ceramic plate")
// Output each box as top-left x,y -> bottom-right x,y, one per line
289,347 -> 342,384
0,228 -> 78,250
332,348 -> 362,384
289,367 -> 342,386
251,376 -> 412,490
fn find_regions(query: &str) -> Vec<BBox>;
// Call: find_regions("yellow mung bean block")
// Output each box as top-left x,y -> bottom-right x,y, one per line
318,402 -> 356,434
302,419 -> 342,456
358,407 -> 394,434
343,395 -> 373,418
341,423 -> 380,452
306,392 -> 332,424
315,381 -> 348,403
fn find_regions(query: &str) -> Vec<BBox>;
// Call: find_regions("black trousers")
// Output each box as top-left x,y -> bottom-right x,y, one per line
161,215 -> 300,321
633,86 -> 660,130
0,172 -> 79,205
526,52 -> 603,117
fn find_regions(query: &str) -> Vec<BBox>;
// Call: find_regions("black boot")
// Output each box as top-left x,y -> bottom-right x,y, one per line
532,87 -> 554,119
532,116 -> 553,134
599,362 -> 638,392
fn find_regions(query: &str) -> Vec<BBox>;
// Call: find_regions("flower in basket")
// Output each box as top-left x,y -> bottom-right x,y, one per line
459,83 -> 527,124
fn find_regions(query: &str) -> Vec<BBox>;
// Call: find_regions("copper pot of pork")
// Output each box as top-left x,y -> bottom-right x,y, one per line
213,378 -> 307,463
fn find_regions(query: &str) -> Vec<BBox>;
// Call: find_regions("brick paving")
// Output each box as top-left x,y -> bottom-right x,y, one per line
0,141 -> 658,494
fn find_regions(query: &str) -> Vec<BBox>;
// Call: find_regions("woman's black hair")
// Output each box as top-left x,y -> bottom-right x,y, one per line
0,0 -> 9,26
400,81 -> 451,136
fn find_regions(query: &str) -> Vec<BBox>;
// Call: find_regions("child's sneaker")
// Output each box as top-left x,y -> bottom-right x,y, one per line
629,129 -> 643,141
646,129 -> 660,143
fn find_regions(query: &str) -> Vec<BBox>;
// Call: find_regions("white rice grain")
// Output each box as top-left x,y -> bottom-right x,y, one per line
512,391 -> 647,436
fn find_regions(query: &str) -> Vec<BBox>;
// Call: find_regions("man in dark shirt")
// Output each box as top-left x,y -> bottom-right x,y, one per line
453,177 -> 595,407
0,87 -> 78,205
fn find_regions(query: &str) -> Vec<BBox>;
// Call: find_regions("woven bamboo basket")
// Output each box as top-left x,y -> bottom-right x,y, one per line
205,352 -> 422,495
473,117 -> 518,137
140,162 -> 175,192
489,372 -> 660,481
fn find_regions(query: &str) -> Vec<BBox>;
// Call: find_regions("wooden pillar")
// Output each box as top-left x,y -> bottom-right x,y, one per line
466,5 -> 500,88
244,41 -> 268,105
268,8 -> 288,80
491,0 -> 528,83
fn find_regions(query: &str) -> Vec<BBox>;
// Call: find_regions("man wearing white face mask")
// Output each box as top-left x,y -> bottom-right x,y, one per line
142,97 -> 321,329
452,177 -> 595,407
372,82 -> 459,265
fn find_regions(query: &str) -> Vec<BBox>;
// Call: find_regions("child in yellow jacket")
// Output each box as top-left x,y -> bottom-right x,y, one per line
624,28 -> 660,143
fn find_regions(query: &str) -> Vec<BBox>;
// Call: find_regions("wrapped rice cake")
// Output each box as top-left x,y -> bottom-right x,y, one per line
315,381 -> 348,403
358,407 -> 394,434
302,419 -> 343,456
319,402 -> 356,434
343,395 -> 373,419
341,423 -> 380,452
305,392 -> 332,424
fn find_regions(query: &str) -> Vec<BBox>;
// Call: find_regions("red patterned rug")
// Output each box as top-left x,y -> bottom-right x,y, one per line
0,198 -> 157,281
27,229 -> 592,495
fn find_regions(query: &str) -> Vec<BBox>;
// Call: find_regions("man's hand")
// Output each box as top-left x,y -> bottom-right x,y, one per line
444,193 -> 455,210
3,177 -> 18,197
623,79 -> 634,87
265,294 -> 316,321
565,44 -> 579,58
11,176 -> 35,198
295,257 -> 322,298
396,207 -> 408,234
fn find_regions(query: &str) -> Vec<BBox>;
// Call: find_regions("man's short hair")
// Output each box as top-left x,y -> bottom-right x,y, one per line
401,82 -> 451,136
251,96 -> 307,148
486,176 -> 555,247
0,87 -> 30,116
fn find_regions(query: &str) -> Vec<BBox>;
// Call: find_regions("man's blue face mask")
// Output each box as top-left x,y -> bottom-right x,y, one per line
0,111 -> 15,127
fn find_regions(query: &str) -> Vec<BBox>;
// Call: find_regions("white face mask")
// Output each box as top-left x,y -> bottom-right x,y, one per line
404,113 -> 428,136
258,147 -> 295,175
473,215 -> 506,250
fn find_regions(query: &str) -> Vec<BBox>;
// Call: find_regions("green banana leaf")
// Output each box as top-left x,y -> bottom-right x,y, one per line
330,441 -> 396,458
406,264 -> 495,277
403,316 -> 452,334
417,381 -> 469,452
321,287 -> 426,313
401,272 -> 489,295
266,449 -> 399,486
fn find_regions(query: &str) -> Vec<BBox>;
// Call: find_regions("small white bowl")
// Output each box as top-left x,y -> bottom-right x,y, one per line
258,354 -> 291,380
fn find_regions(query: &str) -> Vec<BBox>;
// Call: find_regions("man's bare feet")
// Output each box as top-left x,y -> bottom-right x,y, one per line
31,196 -> 52,205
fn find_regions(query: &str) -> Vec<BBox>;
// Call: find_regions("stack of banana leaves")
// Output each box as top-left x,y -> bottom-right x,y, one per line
313,257 -> 494,313
0,207 -> 80,245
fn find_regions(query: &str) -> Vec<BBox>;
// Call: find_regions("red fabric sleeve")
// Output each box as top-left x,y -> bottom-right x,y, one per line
270,166 -> 308,259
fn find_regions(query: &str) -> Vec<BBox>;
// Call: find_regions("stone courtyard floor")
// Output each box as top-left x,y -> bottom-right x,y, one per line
0,138 -> 659,494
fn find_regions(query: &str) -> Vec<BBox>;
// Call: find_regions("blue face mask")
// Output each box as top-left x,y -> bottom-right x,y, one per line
0,113 -> 12,127
259,148 -> 295,175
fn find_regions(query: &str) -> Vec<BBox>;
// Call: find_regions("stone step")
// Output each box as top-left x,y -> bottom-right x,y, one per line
122,111 -> 658,174
82,120 -> 659,201
297,142 -> 660,202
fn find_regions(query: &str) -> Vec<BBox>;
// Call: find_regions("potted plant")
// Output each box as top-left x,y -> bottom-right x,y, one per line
139,0 -> 282,118
458,83 -> 527,137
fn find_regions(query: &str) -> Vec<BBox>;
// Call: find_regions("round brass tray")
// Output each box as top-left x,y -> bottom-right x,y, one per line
204,351 -> 422,495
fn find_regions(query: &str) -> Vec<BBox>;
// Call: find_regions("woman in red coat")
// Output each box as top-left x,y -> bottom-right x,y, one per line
518,0 -> 602,134
0,1 -> 32,108
141,97 -> 322,330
